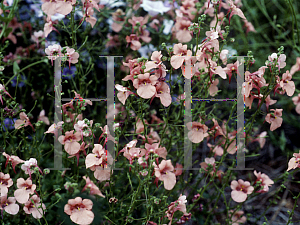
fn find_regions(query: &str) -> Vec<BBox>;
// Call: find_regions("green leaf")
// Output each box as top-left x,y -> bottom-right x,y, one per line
279,130 -> 286,151
13,61 -> 20,75
3,27 -> 13,38
0,15 -> 11,23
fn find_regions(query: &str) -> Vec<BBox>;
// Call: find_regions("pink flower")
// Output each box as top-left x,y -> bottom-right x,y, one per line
280,70 -> 295,96
170,43 -> 197,79
85,144 -> 113,181
187,121 -> 209,143
144,143 -> 167,160
37,109 -> 50,125
65,47 -> 80,68
165,194 -> 189,224
56,0 -> 76,15
45,44 -> 62,66
252,131 -> 267,148
0,172 -> 13,197
44,15 -> 60,37
14,112 -> 35,131
208,59 -> 227,80
23,195 -> 46,219
265,109 -> 283,131
209,79 -> 219,96
227,0 -> 246,24
174,18 -> 192,43
290,57 -> 300,75
120,147 -> 146,165
292,93 -> 300,114
74,120 -> 93,140
155,82 -> 172,107
174,163 -> 183,176
111,9 -> 125,32
41,0 -> 57,15
2,152 -> 24,173
287,151 -> 300,171
0,195 -> 19,216
126,34 -> 142,51
14,178 -> 36,204
133,73 -> 158,99
44,121 -> 64,139
106,34 -> 121,48
230,179 -> 254,202
243,20 -> 256,34
267,53 -> 286,69
264,95 -> 277,112
153,160 -> 176,190
207,143 -> 224,156
68,142 -> 90,166
228,210 -> 246,225
0,84 -> 13,105
64,197 -> 94,225
254,170 -> 274,193
115,84 -> 133,105
31,30 -> 44,48
21,158 -> 43,179
58,130 -> 81,155
82,176 -> 105,198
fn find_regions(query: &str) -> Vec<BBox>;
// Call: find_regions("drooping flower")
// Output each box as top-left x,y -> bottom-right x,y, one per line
44,121 -> 64,139
228,210 -> 247,225
37,109 -> 50,125
290,57 -> 300,75
23,195 -> 46,219
292,93 -> 300,114
65,47 -> 80,68
253,170 -> 274,193
165,194 -> 189,224
115,84 -> 133,105
2,152 -> 24,173
82,176 -> 105,198
230,179 -> 254,202
64,197 -> 94,225
153,160 -> 176,190
287,151 -> 300,171
14,112 -> 35,131
0,84 -> 13,105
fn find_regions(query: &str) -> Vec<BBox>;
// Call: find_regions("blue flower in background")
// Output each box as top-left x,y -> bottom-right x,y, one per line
11,75 -> 27,87
62,66 -> 76,79
18,5 -> 31,21
2,118 -> 17,131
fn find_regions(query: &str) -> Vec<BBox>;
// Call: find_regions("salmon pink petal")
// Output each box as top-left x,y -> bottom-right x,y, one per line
14,188 -> 29,203
231,190 -> 247,202
70,209 -> 94,225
